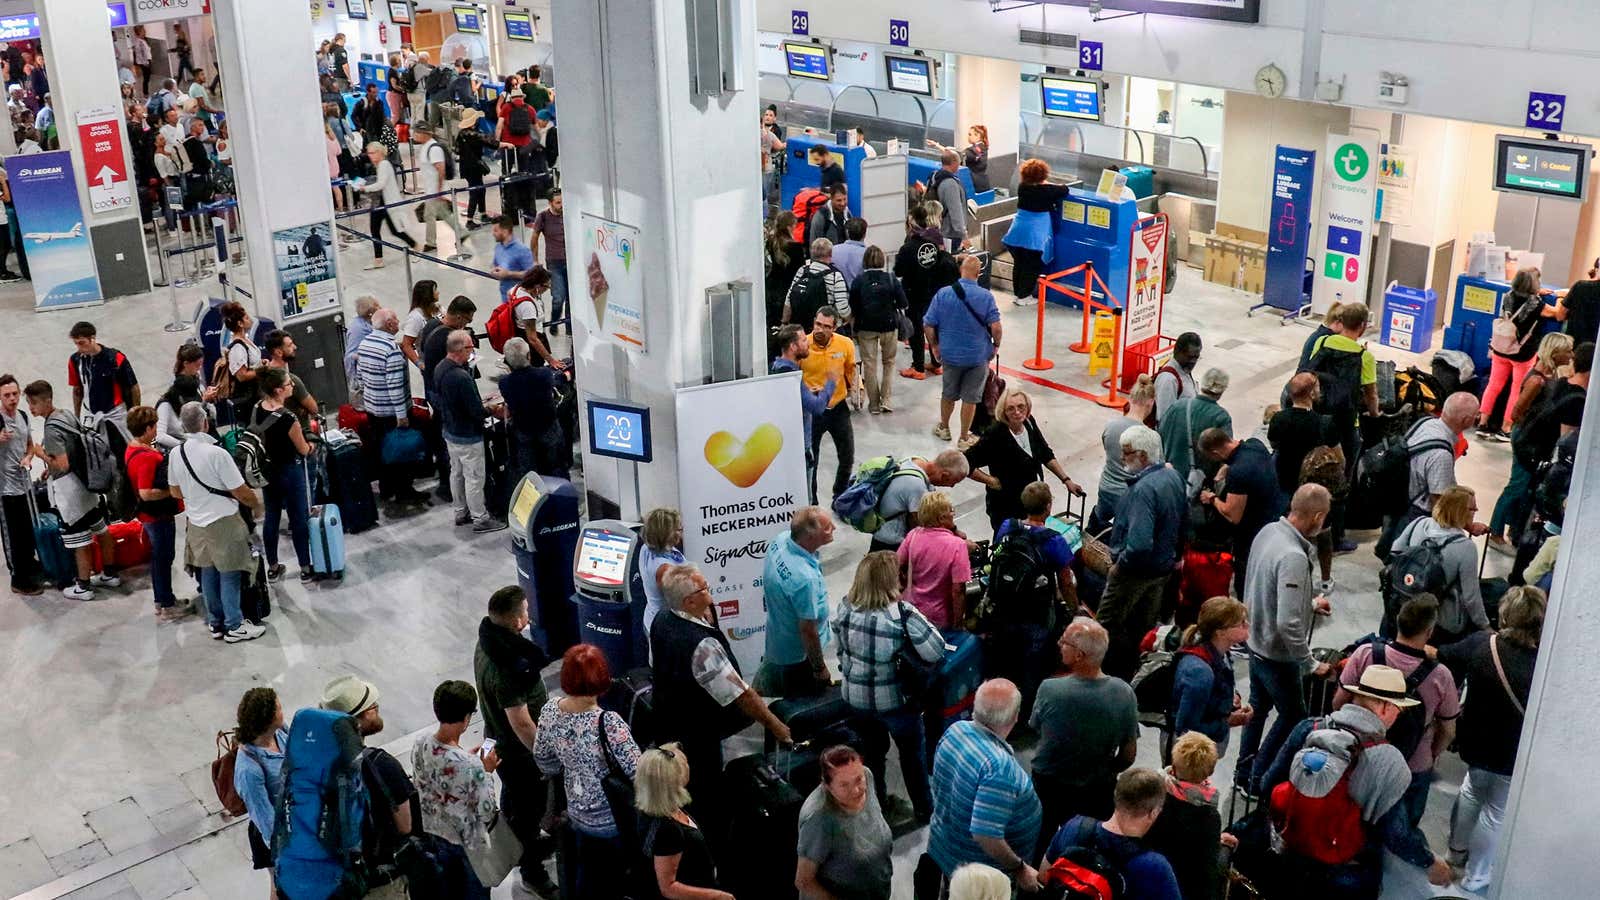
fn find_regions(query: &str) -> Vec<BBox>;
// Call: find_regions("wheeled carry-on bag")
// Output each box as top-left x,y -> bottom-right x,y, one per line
307,505 -> 346,580
323,432 -> 378,533
26,483 -> 74,587
723,751 -> 807,900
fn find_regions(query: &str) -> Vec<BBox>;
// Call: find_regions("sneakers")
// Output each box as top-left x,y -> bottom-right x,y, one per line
1333,539 -> 1358,554
89,572 -> 121,588
878,403 -> 894,413
957,433 -> 980,450
455,511 -> 473,526
0,270 -> 21,283
224,622 -> 267,643
472,517 -> 508,534
1487,430 -> 1510,443
62,583 -> 96,601
932,423 -> 952,441
10,580 -> 42,596
926,364 -> 943,375
157,598 -> 196,621
1487,535 -> 1515,556
267,563 -> 287,583
898,367 -> 926,380
1013,295 -> 1036,307
300,569 -> 317,583
210,626 -> 225,640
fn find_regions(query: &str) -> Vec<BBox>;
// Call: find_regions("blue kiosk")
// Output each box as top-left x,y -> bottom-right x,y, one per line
778,136 -> 995,219
1041,188 -> 1141,310
1443,275 -> 1559,377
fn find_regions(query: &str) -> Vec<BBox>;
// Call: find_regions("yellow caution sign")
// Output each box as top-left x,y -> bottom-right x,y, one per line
1088,311 -> 1116,376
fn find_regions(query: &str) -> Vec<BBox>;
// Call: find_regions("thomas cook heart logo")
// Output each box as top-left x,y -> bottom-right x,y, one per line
704,425 -> 783,488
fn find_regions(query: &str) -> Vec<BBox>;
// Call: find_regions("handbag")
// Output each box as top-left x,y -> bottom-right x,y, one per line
466,813 -> 523,889
1489,635 -> 1526,715
891,603 -> 941,701
210,730 -> 246,817
896,309 -> 915,342
596,712 -> 641,862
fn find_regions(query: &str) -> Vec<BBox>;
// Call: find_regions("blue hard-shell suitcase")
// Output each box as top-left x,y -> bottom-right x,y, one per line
307,504 -> 346,580
939,631 -> 984,727
28,485 -> 74,587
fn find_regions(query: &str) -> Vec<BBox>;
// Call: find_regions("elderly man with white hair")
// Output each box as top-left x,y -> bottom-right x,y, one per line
649,562 -> 792,839
1157,365 -> 1233,483
868,448 -> 972,553
343,294 -> 381,385
926,678 -> 1042,891
437,329 -> 507,533
167,401 -> 265,643
1376,390 -> 1485,561
356,307 -> 428,505
1100,424 -> 1188,681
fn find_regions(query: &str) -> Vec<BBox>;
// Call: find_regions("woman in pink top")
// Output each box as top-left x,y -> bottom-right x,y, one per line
896,491 -> 972,629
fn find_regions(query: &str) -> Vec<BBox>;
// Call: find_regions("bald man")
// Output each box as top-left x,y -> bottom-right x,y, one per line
356,308 -> 428,505
1376,391 -> 1484,561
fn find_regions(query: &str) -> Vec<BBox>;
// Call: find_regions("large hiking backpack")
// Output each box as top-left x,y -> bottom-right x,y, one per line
791,188 -> 828,242
273,708 -> 371,900
1357,419 -> 1452,514
832,456 -> 923,533
485,300 -> 517,353
1130,641 -> 1201,730
1380,532 -> 1465,626
1304,340 -> 1364,421
1040,817 -> 1134,900
423,66 -> 450,97
1270,722 -> 1381,865
1368,642 -> 1438,760
1394,367 -> 1444,417
788,266 -> 833,328
983,522 -> 1058,628
506,102 -> 533,137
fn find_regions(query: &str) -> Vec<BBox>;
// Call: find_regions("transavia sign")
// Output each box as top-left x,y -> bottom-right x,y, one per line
134,0 -> 206,24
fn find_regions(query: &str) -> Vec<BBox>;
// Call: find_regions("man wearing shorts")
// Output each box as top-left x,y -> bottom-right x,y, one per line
25,381 -> 119,601
923,254 -> 1001,449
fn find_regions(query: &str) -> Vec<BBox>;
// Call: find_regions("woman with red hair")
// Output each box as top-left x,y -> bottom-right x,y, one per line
928,125 -> 992,193
1002,158 -> 1074,307
534,644 -> 643,898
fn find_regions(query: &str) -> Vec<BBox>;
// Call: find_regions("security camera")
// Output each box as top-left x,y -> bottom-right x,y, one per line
1089,0 -> 1104,15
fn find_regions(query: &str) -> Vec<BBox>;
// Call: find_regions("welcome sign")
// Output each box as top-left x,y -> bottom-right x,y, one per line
675,373 -> 809,674
1311,133 -> 1378,315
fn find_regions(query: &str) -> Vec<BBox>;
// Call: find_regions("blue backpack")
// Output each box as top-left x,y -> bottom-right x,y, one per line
272,708 -> 371,900
832,456 -> 925,533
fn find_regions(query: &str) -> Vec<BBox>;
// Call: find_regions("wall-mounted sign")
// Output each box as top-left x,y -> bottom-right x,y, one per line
1040,75 -> 1102,121
504,9 -> 535,41
452,4 -> 480,33
133,0 -> 205,25
106,3 -> 129,27
884,55 -> 934,97
76,108 -> 134,216
1376,144 -> 1414,225
1079,40 -> 1103,70
345,0 -> 368,20
1040,0 -> 1259,24
1525,91 -> 1566,131
790,8 -> 809,34
386,0 -> 410,23
1311,133 -> 1378,314
888,18 -> 908,47
783,41 -> 831,81
1493,135 -> 1592,202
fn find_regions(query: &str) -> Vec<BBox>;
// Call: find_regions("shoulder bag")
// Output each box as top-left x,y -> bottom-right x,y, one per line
1489,635 -> 1526,716
892,603 -> 941,702
596,712 -> 641,861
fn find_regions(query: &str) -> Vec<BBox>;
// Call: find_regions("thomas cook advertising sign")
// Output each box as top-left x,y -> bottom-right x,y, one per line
676,373 -> 808,674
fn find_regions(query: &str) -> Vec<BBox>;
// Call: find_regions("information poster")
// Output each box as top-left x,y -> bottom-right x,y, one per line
273,222 -> 340,320
1126,214 -> 1168,347
579,213 -> 646,351
675,373 -> 809,675
134,0 -> 204,24
1377,144 -> 1414,225
75,107 -> 134,216
5,151 -> 102,310
1263,145 -> 1315,312
1311,133 -> 1379,315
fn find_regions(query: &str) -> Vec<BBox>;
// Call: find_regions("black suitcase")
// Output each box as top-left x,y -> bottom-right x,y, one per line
325,437 -> 379,533
768,686 -> 854,744
1302,646 -> 1346,718
241,549 -> 270,624
600,667 -> 657,748
483,417 -> 512,520
723,752 -> 807,900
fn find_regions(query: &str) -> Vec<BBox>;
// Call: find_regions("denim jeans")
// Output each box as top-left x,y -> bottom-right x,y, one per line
142,518 -> 177,607
1240,653 -> 1308,790
985,622 -> 1055,723
1449,766 -> 1512,891
200,566 -> 243,632
263,460 -> 310,569
1489,455 -> 1536,541
434,837 -> 488,900
1399,768 -> 1434,829
547,260 -> 568,329
559,826 -> 624,900
880,706 -> 932,820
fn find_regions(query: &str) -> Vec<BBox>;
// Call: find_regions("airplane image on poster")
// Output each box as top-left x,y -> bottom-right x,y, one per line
23,222 -> 82,244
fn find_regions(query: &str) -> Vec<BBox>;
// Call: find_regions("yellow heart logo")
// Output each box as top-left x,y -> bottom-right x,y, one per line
704,424 -> 783,488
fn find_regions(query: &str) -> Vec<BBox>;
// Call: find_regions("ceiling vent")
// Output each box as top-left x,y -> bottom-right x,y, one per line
1018,27 -> 1079,50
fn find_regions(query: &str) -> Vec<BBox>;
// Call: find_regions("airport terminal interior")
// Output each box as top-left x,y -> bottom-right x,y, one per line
1,0 -> 1598,898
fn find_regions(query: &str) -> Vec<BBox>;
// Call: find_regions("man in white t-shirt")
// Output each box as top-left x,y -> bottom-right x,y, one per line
506,274 -> 564,370
168,401 -> 265,643
413,123 -> 470,261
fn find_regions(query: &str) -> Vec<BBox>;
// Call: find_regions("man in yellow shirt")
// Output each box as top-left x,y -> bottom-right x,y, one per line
1304,302 -> 1379,556
800,305 -> 859,501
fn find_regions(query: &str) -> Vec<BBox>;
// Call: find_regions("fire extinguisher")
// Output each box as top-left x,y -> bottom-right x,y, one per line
379,22 -> 388,44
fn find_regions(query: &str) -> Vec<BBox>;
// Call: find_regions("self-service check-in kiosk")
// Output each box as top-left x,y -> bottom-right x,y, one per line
572,519 -> 649,673
508,473 -> 582,657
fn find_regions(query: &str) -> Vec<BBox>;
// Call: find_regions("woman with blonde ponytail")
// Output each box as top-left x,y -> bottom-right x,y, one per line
1169,597 -> 1252,759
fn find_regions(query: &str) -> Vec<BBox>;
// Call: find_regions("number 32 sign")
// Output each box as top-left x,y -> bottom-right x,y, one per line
1527,92 -> 1566,131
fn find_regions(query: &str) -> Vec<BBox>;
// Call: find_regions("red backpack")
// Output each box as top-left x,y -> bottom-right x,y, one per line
791,188 -> 828,242
1040,817 -> 1132,900
486,300 -> 517,353
1269,721 -> 1380,865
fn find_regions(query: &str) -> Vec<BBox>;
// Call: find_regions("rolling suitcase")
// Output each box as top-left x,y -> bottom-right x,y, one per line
307,504 -> 346,580
600,667 -> 657,747
241,549 -> 270,623
26,484 -> 74,587
483,417 -> 512,520
935,631 -> 984,741
723,752 -> 807,900
323,434 -> 378,533
768,686 -> 854,746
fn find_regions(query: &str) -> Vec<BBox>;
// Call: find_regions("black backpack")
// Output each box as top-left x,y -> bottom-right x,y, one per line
984,522 -> 1058,628
1381,532 -> 1464,623
423,66 -> 450,97
1358,419 -> 1452,514
1369,641 -> 1438,760
788,267 -> 832,328
400,67 -> 418,93
1304,340 -> 1364,420
855,271 -> 902,330
428,141 -> 455,181
506,102 -> 533,137
1532,430 -> 1579,525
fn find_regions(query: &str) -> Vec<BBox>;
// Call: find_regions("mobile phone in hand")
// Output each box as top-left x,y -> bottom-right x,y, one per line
480,738 -> 496,758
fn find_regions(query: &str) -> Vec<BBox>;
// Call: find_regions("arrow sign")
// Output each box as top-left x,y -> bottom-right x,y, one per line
94,165 -> 117,187
75,107 -> 133,214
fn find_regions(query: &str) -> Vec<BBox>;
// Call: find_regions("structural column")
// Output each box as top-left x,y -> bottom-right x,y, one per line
211,0 -> 337,321
552,0 -> 765,519
954,55 -> 1020,189
36,0 -> 151,299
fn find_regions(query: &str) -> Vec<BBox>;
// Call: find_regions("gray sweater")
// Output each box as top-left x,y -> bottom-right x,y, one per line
935,174 -> 968,243
1391,517 -> 1489,634
1244,518 -> 1318,671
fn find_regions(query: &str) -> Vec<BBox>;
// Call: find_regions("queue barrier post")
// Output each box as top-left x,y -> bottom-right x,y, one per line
1025,263 -> 1089,370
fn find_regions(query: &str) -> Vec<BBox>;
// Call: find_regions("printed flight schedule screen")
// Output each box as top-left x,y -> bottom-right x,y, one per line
784,42 -> 831,81
1040,76 -> 1103,121
575,529 -> 633,586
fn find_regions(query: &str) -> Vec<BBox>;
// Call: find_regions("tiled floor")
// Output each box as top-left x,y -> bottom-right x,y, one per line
0,242 -> 1516,897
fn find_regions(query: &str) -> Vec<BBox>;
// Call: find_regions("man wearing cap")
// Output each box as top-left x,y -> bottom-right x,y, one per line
412,122 -> 470,261
1256,664 -> 1455,894
320,675 -> 420,899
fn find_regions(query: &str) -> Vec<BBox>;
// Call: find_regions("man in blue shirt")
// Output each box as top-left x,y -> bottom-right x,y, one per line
923,254 -> 1001,449
1043,768 -> 1182,900
928,679 -> 1043,890
489,215 -> 534,302
770,325 -> 835,503
757,506 -> 835,698
830,218 -> 869,288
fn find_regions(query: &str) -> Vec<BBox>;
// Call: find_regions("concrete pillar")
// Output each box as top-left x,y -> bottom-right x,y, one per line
36,0 -> 151,299
551,0 -> 765,519
955,55 -> 1020,189
211,0 -> 337,321
1496,383 -> 1600,894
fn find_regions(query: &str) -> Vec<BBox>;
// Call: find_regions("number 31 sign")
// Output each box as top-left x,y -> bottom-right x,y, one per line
1527,92 -> 1566,131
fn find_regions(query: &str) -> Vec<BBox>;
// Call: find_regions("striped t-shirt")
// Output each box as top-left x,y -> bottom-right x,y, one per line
927,719 -> 1042,874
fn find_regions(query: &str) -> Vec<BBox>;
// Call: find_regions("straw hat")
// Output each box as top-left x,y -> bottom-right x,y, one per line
459,107 -> 484,128
1345,665 -> 1420,708
320,675 -> 381,716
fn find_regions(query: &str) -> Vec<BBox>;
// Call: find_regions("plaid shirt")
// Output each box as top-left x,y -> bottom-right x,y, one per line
833,599 -> 946,713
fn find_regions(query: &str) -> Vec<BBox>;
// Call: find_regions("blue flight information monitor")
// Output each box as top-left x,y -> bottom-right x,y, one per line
884,55 -> 934,97
504,10 -> 535,41
1040,76 -> 1102,122
453,5 -> 480,33
588,399 -> 653,463
783,42 -> 831,81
